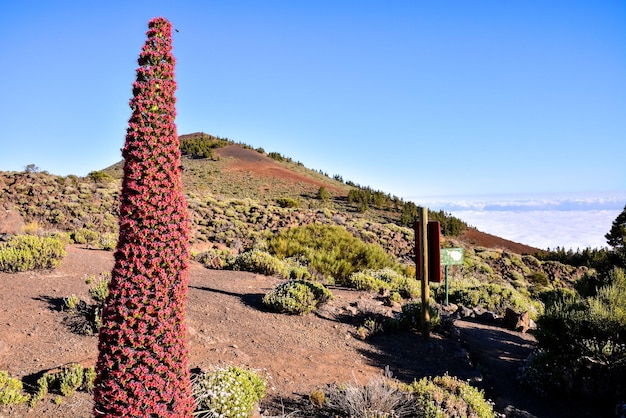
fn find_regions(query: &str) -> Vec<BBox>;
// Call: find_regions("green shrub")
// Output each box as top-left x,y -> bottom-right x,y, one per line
317,186 -> 331,201
400,301 -> 440,329
193,366 -> 266,418
276,197 -> 300,208
58,363 -> 84,396
89,273 -> 111,303
98,233 -> 117,251
348,268 -> 420,299
435,280 -> 541,317
64,294 -> 81,312
29,373 -> 54,407
282,257 -> 312,280
87,170 -> 114,183
0,370 -> 29,405
228,249 -> 289,278
196,247 -> 233,269
0,234 -> 66,272
70,228 -> 99,245
524,268 -> 626,401
263,280 -> 333,315
407,374 -> 495,418
267,224 -> 398,284
527,271 -> 549,287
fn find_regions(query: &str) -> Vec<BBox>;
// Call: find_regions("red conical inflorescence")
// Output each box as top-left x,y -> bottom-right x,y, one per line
93,17 -> 194,417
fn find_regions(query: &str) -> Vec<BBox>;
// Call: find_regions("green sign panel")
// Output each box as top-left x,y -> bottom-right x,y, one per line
441,248 -> 464,266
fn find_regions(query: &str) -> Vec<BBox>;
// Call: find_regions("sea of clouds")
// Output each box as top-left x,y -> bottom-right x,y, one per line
415,193 -> 626,251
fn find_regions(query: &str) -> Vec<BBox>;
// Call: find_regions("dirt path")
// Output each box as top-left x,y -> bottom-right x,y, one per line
456,319 -> 608,418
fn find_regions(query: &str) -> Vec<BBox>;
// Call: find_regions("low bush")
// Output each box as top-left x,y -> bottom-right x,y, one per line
192,366 -> 266,418
276,197 -> 300,208
267,224 -> 398,284
407,374 -> 495,418
263,280 -> 333,315
434,279 -> 542,317
0,234 -> 66,273
70,228 -> 99,246
521,267 -> 626,403
348,268 -> 420,299
228,249 -> 289,278
0,370 -> 29,405
88,272 -> 111,303
399,301 -> 441,330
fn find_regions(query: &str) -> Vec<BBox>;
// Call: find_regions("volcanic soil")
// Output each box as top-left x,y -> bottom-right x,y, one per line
0,244 -> 606,418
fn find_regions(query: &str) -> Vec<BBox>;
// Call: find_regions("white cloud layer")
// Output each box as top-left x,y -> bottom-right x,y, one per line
448,209 -> 619,250
413,193 -> 626,250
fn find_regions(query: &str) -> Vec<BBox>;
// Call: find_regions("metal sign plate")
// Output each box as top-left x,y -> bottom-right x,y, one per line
441,248 -> 464,266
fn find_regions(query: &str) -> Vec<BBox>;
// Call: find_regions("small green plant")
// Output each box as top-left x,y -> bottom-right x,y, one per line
64,294 -> 81,312
0,370 -> 29,405
83,366 -> 96,393
407,374 -> 495,418
58,363 -> 84,396
317,186 -> 331,202
276,197 -> 300,208
400,301 -> 440,330
192,366 -> 266,418
29,363 -> 95,406
309,388 -> 325,407
263,280 -> 333,315
70,228 -> 99,246
228,249 -> 289,277
348,268 -> 420,299
29,373 -> 55,407
89,273 -> 111,303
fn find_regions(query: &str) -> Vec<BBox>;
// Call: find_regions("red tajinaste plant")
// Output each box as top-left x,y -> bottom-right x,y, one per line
93,17 -> 194,417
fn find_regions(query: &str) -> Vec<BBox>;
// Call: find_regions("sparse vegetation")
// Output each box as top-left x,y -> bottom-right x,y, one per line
29,364 -> 95,407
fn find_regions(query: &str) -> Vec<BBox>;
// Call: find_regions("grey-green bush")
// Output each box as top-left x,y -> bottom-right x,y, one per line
263,280 -> 333,315
0,234 -> 66,272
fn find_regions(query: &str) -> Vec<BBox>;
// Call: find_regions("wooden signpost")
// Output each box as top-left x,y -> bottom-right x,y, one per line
414,208 -> 441,341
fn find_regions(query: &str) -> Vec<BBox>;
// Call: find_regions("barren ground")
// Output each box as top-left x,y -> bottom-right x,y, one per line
0,245 -> 608,417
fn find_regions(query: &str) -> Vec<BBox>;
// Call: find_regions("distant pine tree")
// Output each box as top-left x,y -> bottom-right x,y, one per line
93,17 -> 194,417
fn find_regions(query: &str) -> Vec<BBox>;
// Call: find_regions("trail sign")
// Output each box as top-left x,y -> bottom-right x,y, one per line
440,247 -> 464,306
441,248 -> 464,266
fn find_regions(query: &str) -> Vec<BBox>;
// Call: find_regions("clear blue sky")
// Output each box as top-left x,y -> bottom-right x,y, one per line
1,1 -> 624,200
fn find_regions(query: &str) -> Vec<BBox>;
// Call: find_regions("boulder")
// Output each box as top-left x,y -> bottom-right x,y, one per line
503,308 -> 531,333
0,207 -> 25,236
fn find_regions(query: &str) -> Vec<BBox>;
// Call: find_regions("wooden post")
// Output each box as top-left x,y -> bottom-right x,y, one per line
418,207 -> 430,340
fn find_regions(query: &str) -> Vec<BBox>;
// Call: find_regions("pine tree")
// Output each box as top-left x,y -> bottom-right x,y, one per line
93,17 -> 194,417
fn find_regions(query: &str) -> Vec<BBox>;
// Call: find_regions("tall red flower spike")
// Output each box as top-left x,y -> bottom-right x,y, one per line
93,17 -> 193,417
